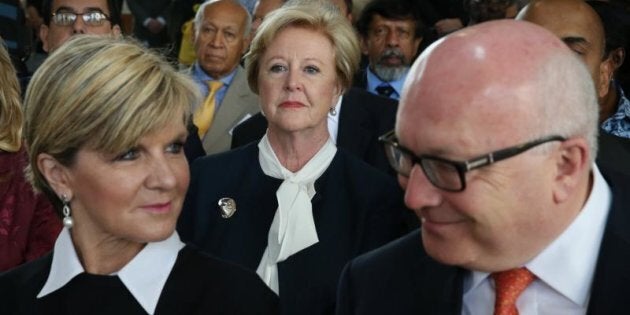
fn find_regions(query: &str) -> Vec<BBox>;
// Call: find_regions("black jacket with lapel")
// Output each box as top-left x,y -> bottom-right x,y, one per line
178,143 -> 409,314
336,168 -> 630,315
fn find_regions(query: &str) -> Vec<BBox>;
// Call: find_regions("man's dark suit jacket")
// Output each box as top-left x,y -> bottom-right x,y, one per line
178,143 -> 409,314
597,131 -> 630,175
184,122 -> 205,163
352,69 -> 368,91
336,169 -> 630,315
231,87 -> 397,175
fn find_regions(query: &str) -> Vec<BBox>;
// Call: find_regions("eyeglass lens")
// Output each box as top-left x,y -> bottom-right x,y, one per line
53,12 -> 108,26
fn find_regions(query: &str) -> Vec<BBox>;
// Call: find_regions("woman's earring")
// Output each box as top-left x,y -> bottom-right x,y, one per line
61,194 -> 74,229
329,107 -> 337,116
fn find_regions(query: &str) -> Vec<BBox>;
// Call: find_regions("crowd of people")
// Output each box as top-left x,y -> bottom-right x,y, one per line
1,0 -> 630,314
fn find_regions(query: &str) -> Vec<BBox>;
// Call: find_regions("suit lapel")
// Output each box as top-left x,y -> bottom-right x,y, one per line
203,67 -> 260,154
337,91 -> 373,158
409,247 -> 464,315
587,170 -> 630,314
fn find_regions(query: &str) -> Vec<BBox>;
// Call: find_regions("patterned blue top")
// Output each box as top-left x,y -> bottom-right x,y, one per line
601,82 -> 630,139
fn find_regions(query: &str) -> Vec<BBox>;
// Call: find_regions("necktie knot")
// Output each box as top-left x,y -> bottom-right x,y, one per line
208,80 -> 223,94
492,267 -> 535,315
375,84 -> 395,97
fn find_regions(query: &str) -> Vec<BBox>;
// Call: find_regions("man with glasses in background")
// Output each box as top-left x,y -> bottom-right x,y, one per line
40,0 -> 121,53
336,20 -> 630,314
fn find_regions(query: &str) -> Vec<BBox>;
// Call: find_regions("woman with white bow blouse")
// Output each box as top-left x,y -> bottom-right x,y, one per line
178,2 -> 409,314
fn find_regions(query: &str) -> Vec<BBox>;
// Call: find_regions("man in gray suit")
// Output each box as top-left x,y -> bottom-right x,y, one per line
190,0 -> 259,155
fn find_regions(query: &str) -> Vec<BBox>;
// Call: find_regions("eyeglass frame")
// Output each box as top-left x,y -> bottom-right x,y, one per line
51,10 -> 111,27
378,130 -> 566,192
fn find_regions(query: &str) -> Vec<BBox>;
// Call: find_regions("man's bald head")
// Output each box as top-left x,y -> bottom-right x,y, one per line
396,20 -> 599,271
400,20 -> 597,155
517,0 -> 612,101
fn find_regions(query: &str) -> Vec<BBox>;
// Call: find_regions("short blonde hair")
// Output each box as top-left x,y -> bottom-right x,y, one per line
0,41 -> 23,153
245,1 -> 360,94
24,35 -> 200,207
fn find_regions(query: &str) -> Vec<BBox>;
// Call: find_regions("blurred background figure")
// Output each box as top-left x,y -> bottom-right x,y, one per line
0,35 -> 277,314
355,0 -> 424,100
179,2 -> 409,314
586,1 -> 630,137
599,1 -> 630,97
172,0 -> 204,66
0,0 -> 31,88
239,0 -> 257,13
518,0 -> 630,175
428,0 -> 467,36
24,0 -> 47,74
0,39 -> 61,272
126,0 -> 170,50
39,0 -> 121,54
466,0 -> 519,25
251,0 -> 285,35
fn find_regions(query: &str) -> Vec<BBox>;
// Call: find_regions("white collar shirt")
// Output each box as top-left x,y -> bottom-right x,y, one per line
37,229 -> 185,314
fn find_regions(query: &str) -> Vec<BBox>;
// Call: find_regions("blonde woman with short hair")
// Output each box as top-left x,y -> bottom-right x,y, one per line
0,35 -> 278,314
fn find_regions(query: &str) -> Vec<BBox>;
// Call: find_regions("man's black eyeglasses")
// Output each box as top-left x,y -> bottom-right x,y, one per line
379,130 -> 566,192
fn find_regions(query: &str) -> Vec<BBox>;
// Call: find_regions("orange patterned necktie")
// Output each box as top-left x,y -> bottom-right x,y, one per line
492,267 -> 535,315
193,80 -> 223,138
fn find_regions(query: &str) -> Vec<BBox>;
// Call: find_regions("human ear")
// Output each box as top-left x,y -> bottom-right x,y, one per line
37,153 -> 73,200
610,47 -> 625,72
40,24 -> 50,53
360,37 -> 369,55
111,24 -> 122,38
551,137 -> 590,203
597,57 -> 613,98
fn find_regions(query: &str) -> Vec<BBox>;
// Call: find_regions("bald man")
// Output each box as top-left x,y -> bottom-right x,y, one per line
189,0 -> 259,155
336,20 -> 630,314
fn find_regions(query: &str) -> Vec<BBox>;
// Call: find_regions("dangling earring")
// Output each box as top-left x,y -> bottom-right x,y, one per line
329,107 -> 337,116
61,194 -> 74,229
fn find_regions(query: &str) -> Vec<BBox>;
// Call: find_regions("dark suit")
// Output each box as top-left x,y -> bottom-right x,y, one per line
336,169 -> 630,315
596,131 -> 630,175
352,70 -> 368,91
127,0 -> 171,48
184,122 -> 205,163
178,143 -> 409,314
231,88 -> 397,175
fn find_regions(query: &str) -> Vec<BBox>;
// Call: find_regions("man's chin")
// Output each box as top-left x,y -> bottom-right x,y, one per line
373,65 -> 409,82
